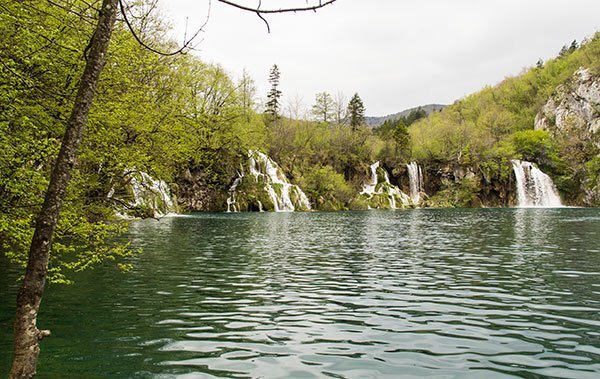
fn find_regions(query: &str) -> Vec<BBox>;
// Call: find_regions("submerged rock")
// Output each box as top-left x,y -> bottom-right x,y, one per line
227,151 -> 311,212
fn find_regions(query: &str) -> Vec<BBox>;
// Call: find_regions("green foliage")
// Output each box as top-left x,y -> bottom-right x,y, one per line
0,0 -> 268,281
297,165 -> 354,210
511,130 -> 562,170
411,33 -> 600,167
479,140 -> 517,183
407,33 -> 600,204
373,113 -> 415,165
427,177 -> 482,208
268,119 -> 373,183
583,156 -> 600,206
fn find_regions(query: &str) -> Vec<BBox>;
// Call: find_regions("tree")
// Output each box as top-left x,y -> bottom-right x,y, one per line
10,1 -> 120,377
7,1 -> 337,377
536,58 -> 544,69
569,39 -> 578,53
284,93 -> 306,120
239,68 -> 257,114
265,64 -> 282,119
311,92 -> 335,123
347,93 -> 366,130
333,92 -> 347,125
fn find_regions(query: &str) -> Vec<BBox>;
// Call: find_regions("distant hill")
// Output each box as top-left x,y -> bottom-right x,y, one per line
366,104 -> 446,127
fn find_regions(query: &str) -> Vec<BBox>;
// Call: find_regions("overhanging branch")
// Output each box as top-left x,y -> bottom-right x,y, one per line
218,0 -> 337,33
118,0 -> 211,56
217,0 -> 337,13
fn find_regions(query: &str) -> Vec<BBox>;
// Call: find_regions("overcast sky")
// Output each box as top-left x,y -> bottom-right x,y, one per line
158,0 -> 600,116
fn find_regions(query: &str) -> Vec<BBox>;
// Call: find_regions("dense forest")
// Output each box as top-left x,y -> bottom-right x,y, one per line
1,1 -> 599,279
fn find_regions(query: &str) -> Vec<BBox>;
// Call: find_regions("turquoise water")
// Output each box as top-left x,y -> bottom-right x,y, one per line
1,209 -> 600,378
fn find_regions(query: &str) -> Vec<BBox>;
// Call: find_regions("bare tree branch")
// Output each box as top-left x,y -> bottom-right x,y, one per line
118,0 -> 336,54
118,0 -> 211,56
217,0 -> 337,13
218,0 -> 337,33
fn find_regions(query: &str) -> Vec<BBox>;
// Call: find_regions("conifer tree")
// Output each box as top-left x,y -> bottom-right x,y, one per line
568,39 -> 578,53
347,93 -> 366,130
265,64 -> 282,119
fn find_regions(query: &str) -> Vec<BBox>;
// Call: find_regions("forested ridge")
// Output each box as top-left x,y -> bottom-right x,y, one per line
1,1 -> 599,278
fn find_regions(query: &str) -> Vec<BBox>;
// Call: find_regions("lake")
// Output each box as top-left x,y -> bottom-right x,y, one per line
1,209 -> 600,378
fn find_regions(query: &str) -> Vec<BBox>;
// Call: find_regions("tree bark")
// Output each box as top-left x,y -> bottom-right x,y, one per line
9,1 -> 118,377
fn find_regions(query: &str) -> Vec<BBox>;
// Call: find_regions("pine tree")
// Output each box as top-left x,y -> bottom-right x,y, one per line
265,64 -> 282,119
347,93 -> 365,130
536,59 -> 544,69
568,39 -> 578,53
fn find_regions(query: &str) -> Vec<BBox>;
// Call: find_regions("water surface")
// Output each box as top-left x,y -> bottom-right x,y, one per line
1,209 -> 600,378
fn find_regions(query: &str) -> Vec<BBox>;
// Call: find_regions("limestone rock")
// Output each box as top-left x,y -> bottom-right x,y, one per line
535,68 -> 600,148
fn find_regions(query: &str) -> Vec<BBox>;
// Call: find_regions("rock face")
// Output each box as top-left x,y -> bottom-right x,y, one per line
535,68 -> 600,206
177,168 -> 226,212
535,68 -> 600,148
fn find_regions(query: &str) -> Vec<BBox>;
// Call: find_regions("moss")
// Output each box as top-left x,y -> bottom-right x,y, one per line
128,204 -> 154,219
271,183 -> 284,197
349,196 -> 370,210
426,177 -> 482,208
583,156 -> 600,206
375,167 -> 388,184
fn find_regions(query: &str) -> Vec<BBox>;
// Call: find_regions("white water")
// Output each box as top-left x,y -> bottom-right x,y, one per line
362,162 -> 411,209
226,176 -> 242,213
228,151 -> 311,212
511,160 -> 563,208
125,170 -> 175,217
361,162 -> 380,196
406,162 -> 424,204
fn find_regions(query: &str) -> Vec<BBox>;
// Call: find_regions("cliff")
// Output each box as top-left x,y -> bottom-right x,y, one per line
535,68 -> 600,206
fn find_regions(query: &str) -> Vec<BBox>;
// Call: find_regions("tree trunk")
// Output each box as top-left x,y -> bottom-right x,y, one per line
9,1 -> 118,377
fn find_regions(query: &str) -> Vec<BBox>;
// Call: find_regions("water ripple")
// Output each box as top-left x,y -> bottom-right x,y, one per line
1,209 -> 599,378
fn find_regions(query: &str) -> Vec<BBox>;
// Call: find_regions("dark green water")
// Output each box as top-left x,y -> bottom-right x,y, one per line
1,209 -> 600,378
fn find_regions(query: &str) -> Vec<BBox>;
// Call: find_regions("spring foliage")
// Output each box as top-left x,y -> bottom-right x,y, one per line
2,1 -> 599,281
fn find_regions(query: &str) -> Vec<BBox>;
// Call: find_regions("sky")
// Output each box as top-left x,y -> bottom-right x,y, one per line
158,0 -> 600,117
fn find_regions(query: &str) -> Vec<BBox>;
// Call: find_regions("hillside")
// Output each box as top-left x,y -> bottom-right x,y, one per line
408,33 -> 600,207
365,104 -> 446,127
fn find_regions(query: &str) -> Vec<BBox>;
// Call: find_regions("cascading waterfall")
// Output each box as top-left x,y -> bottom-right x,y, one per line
227,151 -> 311,212
108,170 -> 176,218
226,175 -> 242,212
129,171 -> 175,216
511,160 -> 563,207
361,162 -> 380,196
361,162 -> 411,209
406,162 -> 424,204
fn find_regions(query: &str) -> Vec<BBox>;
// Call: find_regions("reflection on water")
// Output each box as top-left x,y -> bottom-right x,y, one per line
1,209 -> 599,378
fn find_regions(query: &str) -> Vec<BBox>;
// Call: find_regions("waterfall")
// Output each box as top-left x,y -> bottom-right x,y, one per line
361,161 -> 411,209
361,161 -> 380,196
227,151 -> 311,212
109,170 -> 176,218
406,162 -> 424,204
511,160 -> 563,207
226,175 -> 242,212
